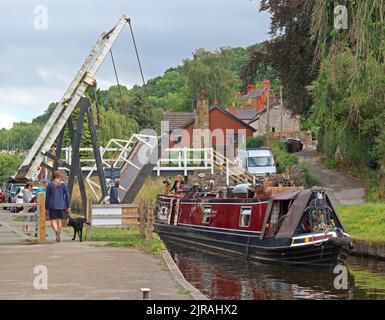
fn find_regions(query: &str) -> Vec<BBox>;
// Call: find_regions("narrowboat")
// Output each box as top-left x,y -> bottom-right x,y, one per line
154,185 -> 353,267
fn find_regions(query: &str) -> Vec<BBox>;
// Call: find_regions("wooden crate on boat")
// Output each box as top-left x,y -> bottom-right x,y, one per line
265,186 -> 304,195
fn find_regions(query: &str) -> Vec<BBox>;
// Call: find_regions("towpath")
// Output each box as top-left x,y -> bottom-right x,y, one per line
297,147 -> 366,206
0,210 -> 197,300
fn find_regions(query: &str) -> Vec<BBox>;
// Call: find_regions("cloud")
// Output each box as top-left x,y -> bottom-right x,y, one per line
0,87 -> 63,121
0,113 -> 18,129
0,0 -> 270,127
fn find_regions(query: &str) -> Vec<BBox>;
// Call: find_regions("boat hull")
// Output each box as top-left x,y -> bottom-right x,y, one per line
155,222 -> 352,267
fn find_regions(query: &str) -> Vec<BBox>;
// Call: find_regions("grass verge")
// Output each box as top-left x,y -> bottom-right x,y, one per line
66,226 -> 166,255
134,177 -> 164,204
338,203 -> 385,243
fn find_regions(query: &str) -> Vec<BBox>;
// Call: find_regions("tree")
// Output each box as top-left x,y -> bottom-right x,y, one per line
311,1 -> 385,171
32,103 -> 57,125
148,69 -> 186,98
98,108 -> 138,145
0,153 -> 23,181
0,122 -> 42,151
255,0 -> 317,115
183,48 -> 241,105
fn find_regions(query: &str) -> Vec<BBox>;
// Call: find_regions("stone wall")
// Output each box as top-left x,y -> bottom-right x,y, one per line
352,239 -> 385,260
250,105 -> 300,135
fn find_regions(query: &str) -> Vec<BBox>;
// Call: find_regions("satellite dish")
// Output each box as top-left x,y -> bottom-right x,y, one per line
198,173 -> 206,178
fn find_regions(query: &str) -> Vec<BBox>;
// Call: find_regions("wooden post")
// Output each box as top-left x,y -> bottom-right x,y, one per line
139,200 -> 146,239
266,83 -> 271,135
37,193 -> 46,244
146,201 -> 154,241
86,199 -> 93,241
280,86 -> 283,135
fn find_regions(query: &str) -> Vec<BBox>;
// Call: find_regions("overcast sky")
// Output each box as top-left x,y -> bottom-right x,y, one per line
0,0 -> 271,129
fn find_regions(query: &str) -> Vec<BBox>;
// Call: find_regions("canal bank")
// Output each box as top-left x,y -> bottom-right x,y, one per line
338,203 -> 385,260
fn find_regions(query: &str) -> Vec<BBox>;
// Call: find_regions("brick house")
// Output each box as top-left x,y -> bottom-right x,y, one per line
225,80 -> 300,136
163,91 -> 256,159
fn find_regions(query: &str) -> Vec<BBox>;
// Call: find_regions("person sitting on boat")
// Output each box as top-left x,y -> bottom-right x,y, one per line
162,178 -> 173,195
171,175 -> 185,194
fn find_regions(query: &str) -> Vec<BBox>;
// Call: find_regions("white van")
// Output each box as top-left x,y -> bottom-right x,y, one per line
238,148 -> 277,176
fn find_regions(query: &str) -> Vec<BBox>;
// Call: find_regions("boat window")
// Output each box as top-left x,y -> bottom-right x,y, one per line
239,207 -> 252,227
202,207 -> 211,224
271,202 -> 280,225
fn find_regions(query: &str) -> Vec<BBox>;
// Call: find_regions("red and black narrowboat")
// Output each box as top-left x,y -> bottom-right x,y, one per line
154,186 -> 353,267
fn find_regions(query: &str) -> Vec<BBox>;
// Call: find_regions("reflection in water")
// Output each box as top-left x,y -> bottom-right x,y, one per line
165,240 -> 385,300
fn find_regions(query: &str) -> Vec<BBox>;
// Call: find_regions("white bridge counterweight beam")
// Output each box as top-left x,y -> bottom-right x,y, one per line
19,33 -> 107,170
17,15 -> 131,181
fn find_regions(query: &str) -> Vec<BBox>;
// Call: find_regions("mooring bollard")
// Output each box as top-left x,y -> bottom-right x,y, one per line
140,288 -> 151,300
37,192 -> 46,244
146,201 -> 154,241
85,199 -> 93,241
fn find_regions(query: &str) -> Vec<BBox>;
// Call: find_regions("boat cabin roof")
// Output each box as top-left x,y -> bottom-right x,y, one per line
261,189 -> 343,239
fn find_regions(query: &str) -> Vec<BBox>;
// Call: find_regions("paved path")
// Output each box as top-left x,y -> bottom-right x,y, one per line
0,210 -> 193,300
297,147 -> 366,206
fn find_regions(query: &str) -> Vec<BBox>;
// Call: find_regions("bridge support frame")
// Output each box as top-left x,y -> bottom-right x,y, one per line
43,97 -> 107,216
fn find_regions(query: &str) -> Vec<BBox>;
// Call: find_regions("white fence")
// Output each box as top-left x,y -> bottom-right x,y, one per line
154,147 -> 215,176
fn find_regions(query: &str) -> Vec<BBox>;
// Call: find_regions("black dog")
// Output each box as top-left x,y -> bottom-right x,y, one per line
67,216 -> 90,242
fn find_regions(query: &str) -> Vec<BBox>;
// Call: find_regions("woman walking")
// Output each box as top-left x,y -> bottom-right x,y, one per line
45,171 -> 71,242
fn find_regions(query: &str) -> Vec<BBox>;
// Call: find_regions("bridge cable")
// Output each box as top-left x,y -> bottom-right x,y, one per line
109,49 -> 124,105
127,19 -> 151,107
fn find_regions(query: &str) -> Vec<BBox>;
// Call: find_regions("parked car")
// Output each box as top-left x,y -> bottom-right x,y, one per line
4,182 -> 26,210
238,148 -> 277,176
10,186 -> 38,213
0,186 -> 3,204
280,137 -> 303,153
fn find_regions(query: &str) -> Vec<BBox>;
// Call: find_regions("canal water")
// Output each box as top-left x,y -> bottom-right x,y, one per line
165,241 -> 385,300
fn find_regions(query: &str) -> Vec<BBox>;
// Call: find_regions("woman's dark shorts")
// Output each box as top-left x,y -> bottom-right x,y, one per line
48,209 -> 66,220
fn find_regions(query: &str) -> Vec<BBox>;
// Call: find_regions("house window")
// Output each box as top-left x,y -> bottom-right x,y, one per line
202,207 -> 211,224
239,207 -> 252,227
272,127 -> 275,133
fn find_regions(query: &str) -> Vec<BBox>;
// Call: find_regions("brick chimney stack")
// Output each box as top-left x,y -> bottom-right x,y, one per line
193,89 -> 210,148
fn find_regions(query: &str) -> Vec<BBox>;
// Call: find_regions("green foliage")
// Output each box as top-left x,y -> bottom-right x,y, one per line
184,48 -> 242,105
97,108 -> 138,146
338,203 -> 385,243
0,122 -> 42,151
271,140 -> 316,187
313,50 -> 385,170
246,136 -> 266,148
271,142 -> 299,172
134,177 -> 165,204
32,103 -> 57,125
0,153 -> 23,181
240,41 -> 280,93
89,226 -> 166,255
148,69 -> 186,98
257,0 -> 317,115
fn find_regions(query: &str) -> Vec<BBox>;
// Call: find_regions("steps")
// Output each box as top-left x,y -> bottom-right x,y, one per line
211,149 -> 254,185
